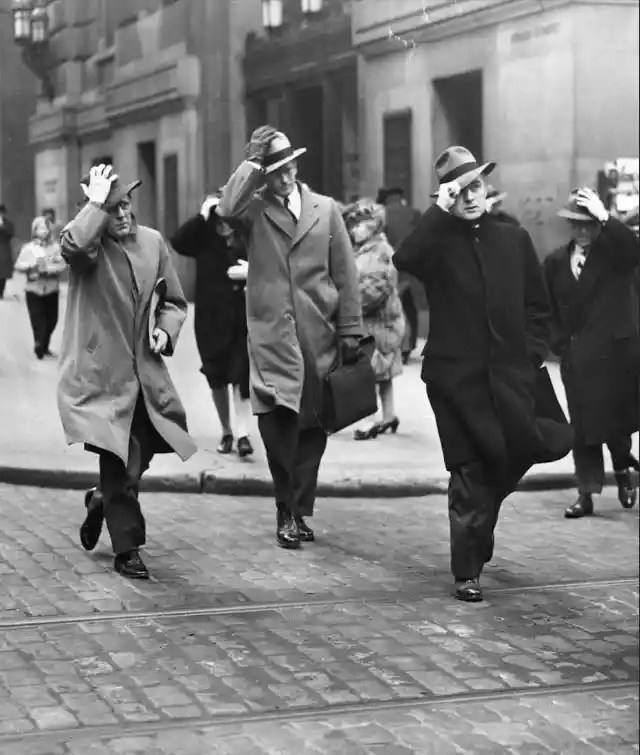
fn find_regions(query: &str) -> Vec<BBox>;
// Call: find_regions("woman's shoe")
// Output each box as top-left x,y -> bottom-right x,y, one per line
354,425 -> 379,441
377,417 -> 400,435
217,434 -> 234,454
237,436 -> 253,458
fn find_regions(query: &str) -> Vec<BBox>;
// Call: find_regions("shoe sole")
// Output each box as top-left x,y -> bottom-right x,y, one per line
79,508 -> 104,551
455,592 -> 484,602
114,568 -> 150,580
277,539 -> 301,550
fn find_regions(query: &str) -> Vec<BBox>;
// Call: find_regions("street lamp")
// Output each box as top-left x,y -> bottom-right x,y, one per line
10,0 -> 55,100
262,0 -> 283,31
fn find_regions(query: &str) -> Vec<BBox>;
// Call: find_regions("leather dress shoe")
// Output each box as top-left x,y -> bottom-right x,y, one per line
454,579 -> 483,602
565,494 -> 594,518
80,488 -> 104,551
114,550 -> 149,579
276,507 -> 301,549
615,470 -> 638,509
296,518 -> 315,542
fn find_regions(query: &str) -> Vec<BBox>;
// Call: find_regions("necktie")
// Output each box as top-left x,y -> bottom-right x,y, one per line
284,197 -> 297,224
574,249 -> 587,280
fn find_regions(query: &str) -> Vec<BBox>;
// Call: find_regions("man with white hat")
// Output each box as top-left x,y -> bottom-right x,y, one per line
394,146 -> 573,602
544,187 -> 639,519
218,126 -> 362,550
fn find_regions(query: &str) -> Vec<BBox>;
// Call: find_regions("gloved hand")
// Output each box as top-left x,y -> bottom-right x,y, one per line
227,259 -> 248,281
435,179 -> 461,213
200,194 -> 220,221
245,125 -> 279,164
340,336 -> 361,365
81,164 -> 118,206
574,187 -> 609,223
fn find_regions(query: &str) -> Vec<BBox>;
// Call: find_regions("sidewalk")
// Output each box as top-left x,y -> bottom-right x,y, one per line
1,278 -> 636,495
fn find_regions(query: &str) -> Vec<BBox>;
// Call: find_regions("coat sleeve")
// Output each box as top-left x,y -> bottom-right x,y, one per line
393,205 -> 453,279
542,254 -> 568,358
59,202 -> 108,273
521,229 -> 552,365
169,213 -> 208,258
329,199 -> 363,337
217,161 -> 265,220
602,216 -> 640,272
155,237 -> 188,357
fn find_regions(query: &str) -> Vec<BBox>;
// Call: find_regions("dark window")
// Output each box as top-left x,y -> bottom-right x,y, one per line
383,110 -> 412,204
163,154 -> 179,238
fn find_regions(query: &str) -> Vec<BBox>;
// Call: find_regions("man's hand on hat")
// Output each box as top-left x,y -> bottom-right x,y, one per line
81,164 -> 118,206
574,187 -> 608,223
200,194 -> 220,221
246,126 -> 279,164
436,180 -> 461,213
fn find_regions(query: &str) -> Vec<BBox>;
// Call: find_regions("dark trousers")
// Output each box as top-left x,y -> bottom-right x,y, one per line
448,459 -> 527,581
257,407 -> 328,518
25,291 -> 59,354
98,399 -> 155,555
0,279 -> 6,298
574,434 -> 634,495
400,287 -> 418,354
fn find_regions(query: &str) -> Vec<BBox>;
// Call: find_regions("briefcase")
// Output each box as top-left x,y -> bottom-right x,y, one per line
323,336 -> 377,434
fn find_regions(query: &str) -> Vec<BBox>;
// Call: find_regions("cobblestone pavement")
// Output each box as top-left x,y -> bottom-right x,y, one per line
0,484 -> 637,753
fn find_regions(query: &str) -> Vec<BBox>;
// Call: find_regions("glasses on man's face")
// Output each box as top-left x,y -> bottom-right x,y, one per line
107,200 -> 132,216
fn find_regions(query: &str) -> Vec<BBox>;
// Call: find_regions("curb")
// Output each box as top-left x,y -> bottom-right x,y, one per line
0,464 -> 616,497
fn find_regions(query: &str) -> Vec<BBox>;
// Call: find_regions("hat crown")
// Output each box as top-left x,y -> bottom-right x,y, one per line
435,146 -> 479,180
267,133 -> 292,155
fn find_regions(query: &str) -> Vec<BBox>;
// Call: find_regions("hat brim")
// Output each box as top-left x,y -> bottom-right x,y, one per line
104,180 -> 142,208
264,148 -> 307,175
557,208 -> 596,222
430,161 -> 496,197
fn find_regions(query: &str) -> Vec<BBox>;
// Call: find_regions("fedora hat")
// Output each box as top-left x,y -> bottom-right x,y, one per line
262,132 -> 307,175
557,190 -> 599,222
80,171 -> 142,209
430,146 -> 495,197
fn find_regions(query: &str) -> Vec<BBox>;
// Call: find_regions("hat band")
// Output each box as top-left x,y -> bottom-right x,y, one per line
263,146 -> 296,169
440,161 -> 481,184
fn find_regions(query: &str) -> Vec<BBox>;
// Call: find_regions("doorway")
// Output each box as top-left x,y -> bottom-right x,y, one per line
136,141 -> 158,228
432,70 -> 483,163
290,86 -> 324,193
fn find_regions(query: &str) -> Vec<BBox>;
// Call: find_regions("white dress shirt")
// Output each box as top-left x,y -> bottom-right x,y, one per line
570,243 -> 588,280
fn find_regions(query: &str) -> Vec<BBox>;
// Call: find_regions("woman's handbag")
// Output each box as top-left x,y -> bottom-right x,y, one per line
322,336 -> 378,434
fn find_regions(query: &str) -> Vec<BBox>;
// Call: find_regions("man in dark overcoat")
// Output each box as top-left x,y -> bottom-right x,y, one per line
0,203 -> 15,299
58,164 -> 197,579
218,126 -> 362,550
544,188 -> 639,518
394,146 -> 573,602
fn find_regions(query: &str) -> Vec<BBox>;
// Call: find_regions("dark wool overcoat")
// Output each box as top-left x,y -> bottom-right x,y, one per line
218,162 -> 362,426
57,203 -> 197,465
170,212 -> 249,393
544,217 -> 640,445
394,205 -> 573,472
0,217 -> 15,279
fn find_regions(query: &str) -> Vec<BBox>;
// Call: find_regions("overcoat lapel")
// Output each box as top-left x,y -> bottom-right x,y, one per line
293,187 -> 319,247
263,203 -> 295,239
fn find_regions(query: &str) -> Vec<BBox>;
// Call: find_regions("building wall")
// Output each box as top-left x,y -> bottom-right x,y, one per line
0,0 -> 37,242
355,0 -> 639,257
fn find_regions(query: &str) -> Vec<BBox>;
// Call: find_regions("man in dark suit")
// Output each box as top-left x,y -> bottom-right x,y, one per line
394,146 -> 572,603
544,188 -> 639,518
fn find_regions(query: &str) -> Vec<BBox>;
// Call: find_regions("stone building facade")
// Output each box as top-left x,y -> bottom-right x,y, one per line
352,0 -> 639,256
25,0 -> 263,295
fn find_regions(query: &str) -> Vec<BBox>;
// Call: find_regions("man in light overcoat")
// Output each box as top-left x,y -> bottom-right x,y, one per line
58,164 -> 197,579
544,188 -> 639,518
218,126 -> 362,549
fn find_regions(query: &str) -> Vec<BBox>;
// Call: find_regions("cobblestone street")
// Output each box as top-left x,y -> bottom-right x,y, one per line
0,484 -> 637,753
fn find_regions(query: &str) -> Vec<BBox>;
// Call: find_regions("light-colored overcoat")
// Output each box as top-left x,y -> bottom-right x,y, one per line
57,203 -> 197,465
218,162 -> 362,425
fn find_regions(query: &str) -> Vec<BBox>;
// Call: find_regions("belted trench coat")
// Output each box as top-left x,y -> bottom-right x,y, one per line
394,206 -> 573,472
57,203 -> 197,465
218,162 -> 362,426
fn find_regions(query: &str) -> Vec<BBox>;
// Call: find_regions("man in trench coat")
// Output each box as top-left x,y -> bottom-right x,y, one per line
218,126 -> 362,549
58,164 -> 197,579
394,146 -> 573,602
544,188 -> 639,518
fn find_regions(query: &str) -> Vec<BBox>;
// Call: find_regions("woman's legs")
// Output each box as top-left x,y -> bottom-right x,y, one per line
232,384 -> 252,439
378,379 -> 396,423
211,385 -> 232,437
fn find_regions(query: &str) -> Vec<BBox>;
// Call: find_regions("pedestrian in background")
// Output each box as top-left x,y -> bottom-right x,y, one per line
58,164 -> 196,580
0,203 -> 15,300
485,185 -> 520,226
342,198 -> 404,440
218,126 -> 362,550
14,215 -> 66,359
377,187 -> 422,363
170,190 -> 253,459
544,188 -> 639,518
394,145 -> 573,603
